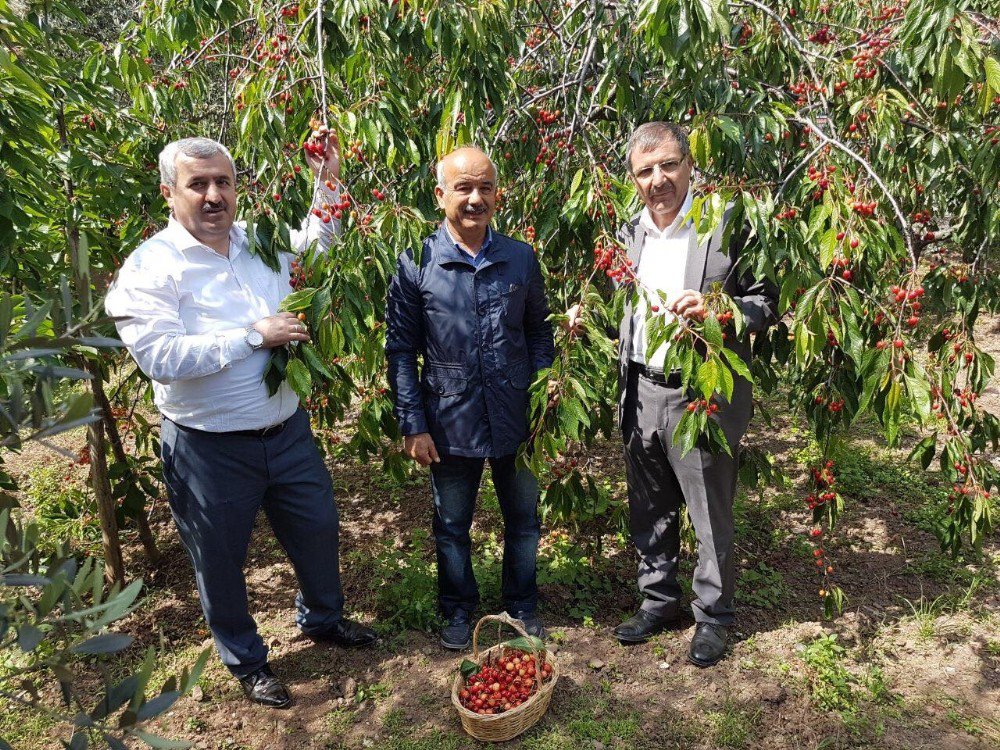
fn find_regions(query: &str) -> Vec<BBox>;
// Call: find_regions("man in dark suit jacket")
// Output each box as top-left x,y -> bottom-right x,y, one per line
568,122 -> 777,666
386,146 -> 555,650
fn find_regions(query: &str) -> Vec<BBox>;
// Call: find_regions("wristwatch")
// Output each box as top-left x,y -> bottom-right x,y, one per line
245,325 -> 264,351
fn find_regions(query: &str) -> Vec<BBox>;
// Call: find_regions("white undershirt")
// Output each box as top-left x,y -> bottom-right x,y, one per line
104,199 -> 339,432
629,191 -> 693,370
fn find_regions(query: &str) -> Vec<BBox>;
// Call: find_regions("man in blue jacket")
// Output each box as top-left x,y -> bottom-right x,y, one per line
386,146 -> 555,649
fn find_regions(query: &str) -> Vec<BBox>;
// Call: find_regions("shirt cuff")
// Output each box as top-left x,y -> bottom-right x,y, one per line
217,327 -> 254,369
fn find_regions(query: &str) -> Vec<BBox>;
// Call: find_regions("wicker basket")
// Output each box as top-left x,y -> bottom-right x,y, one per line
451,612 -> 559,742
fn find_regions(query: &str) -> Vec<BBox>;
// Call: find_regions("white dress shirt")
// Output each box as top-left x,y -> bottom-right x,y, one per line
629,190 -> 693,370
105,206 -> 339,432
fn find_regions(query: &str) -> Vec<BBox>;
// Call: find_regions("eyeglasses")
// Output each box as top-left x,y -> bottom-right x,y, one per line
633,160 -> 686,179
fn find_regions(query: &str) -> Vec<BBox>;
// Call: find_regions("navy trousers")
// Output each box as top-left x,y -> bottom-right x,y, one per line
430,454 -> 540,619
160,408 -> 344,677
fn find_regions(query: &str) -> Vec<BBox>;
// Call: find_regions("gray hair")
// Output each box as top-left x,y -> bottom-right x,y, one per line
625,122 -> 691,174
158,137 -> 237,187
435,147 -> 498,190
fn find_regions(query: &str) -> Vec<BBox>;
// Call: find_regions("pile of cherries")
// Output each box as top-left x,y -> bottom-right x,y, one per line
458,649 -> 553,716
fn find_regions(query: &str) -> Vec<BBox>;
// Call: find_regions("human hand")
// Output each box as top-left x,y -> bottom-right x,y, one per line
304,126 -> 341,183
562,303 -> 584,335
669,290 -> 708,322
404,432 -> 440,466
253,312 -> 311,348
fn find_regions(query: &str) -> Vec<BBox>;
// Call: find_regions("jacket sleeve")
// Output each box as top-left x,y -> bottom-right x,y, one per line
524,251 -> 555,374
730,224 -> 779,335
385,250 -> 428,436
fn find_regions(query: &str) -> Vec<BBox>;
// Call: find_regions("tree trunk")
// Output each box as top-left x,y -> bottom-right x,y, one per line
56,100 -> 128,583
87,401 -> 125,586
93,370 -> 161,565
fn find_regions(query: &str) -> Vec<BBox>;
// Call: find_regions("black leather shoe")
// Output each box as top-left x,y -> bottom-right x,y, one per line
688,622 -> 728,667
238,664 -> 292,709
509,611 -> 546,640
308,618 -> 378,648
440,611 -> 472,650
613,609 -> 674,644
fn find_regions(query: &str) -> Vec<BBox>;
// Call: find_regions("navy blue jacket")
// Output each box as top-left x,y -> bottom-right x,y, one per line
385,226 -> 555,458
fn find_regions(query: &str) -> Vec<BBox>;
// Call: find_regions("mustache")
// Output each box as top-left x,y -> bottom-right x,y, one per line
203,202 -> 227,213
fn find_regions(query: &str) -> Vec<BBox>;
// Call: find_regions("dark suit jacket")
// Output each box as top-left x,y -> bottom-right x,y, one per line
385,226 -> 555,458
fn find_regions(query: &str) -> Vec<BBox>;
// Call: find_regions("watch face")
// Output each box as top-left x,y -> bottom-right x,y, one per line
248,329 -> 264,347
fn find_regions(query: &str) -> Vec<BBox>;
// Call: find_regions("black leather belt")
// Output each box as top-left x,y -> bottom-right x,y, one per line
167,414 -> 293,438
226,420 -> 291,438
633,363 -> 683,388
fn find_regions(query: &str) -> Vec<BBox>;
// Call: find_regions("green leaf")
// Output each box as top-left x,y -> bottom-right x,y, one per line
695,358 -> 718,400
720,348 -> 752,383
459,659 -> 478,679
819,227 -> 837,270
706,419 -> 732,456
907,435 -> 936,470
672,410 -> 699,458
284,358 -> 313,401
71,632 -> 133,655
91,675 -> 140,722
279,288 -> 317,312
300,343 -> 335,381
702,315 -> 723,349
502,635 -> 545,653
17,624 -> 44,652
136,692 -> 181,721
985,57 -> 1000,92
181,649 -> 212,694
903,372 -> 931,420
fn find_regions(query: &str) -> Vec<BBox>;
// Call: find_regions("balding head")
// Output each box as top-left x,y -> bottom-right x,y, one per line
436,147 -> 498,190
435,146 -> 498,244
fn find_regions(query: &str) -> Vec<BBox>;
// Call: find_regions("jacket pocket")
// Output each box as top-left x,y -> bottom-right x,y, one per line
423,364 -> 468,397
505,358 -> 531,390
501,283 -> 526,327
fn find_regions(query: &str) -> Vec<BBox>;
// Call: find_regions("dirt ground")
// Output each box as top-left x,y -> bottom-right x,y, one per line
4,317 -> 1000,750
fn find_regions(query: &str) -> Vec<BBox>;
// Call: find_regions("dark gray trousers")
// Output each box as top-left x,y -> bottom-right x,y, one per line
620,363 -> 751,626
160,408 -> 344,677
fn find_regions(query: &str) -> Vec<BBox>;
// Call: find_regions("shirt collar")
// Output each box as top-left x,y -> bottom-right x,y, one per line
163,216 -> 246,260
443,221 -> 493,259
639,189 -> 694,238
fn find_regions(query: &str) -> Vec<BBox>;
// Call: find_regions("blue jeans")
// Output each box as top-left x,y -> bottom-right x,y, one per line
430,454 -> 540,618
160,409 -> 345,677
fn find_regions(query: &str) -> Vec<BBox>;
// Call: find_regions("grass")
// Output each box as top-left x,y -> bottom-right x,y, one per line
705,699 -> 763,749
519,692 -> 652,750
0,697 -> 56,748
735,562 -> 787,610
21,463 -> 102,555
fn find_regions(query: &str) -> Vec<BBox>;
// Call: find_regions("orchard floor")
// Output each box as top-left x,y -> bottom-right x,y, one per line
4,317 -> 1000,750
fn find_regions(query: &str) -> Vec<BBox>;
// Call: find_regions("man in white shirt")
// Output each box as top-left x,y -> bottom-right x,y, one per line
105,136 -> 375,709
567,123 -> 777,666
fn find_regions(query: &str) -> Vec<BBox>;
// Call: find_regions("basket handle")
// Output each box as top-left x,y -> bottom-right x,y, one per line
470,612 -> 546,693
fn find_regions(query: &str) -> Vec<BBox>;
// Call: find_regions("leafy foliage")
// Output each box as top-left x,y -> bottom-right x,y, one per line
2,0 -> 999,625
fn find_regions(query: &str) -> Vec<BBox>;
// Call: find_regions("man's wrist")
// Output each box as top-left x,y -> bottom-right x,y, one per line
244,324 -> 264,351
